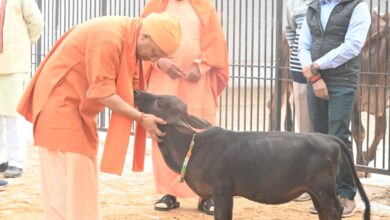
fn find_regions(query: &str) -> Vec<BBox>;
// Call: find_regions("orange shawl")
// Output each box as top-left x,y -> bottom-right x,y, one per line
100,20 -> 146,174
141,0 -> 229,102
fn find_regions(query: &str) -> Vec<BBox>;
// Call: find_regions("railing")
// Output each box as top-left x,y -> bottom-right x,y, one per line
32,0 -> 389,175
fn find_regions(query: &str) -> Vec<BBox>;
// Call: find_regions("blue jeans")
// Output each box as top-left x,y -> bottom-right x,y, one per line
307,85 -> 357,200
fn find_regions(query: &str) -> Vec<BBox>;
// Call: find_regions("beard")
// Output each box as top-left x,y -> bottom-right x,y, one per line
139,54 -> 151,61
136,48 -> 151,61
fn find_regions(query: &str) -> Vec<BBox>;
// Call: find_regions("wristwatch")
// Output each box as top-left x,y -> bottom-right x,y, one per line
310,63 -> 319,76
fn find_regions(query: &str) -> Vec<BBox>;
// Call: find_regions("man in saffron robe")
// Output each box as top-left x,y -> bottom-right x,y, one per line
17,12 -> 181,220
142,0 -> 229,215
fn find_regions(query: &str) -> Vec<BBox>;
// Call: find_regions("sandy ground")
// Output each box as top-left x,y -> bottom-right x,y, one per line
0,136 -> 390,220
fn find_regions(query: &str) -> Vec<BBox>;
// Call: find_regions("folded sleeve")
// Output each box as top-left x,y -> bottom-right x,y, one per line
21,0 -> 44,44
85,41 -> 121,99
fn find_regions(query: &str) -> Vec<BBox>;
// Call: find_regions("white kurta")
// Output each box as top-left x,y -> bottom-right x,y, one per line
0,72 -> 29,117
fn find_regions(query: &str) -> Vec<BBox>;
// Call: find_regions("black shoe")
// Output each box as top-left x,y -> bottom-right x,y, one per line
0,179 -> 8,189
0,162 -> 8,173
198,197 -> 215,215
154,194 -> 180,211
4,166 -> 23,178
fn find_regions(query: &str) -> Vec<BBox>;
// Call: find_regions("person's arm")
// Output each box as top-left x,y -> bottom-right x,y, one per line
20,0 -> 44,44
298,17 -> 313,69
184,59 -> 211,83
97,94 -> 166,141
155,57 -> 185,79
314,2 -> 371,69
285,1 -> 297,48
184,8 -> 228,88
85,40 -> 166,141
97,94 -> 142,120
298,17 -> 329,100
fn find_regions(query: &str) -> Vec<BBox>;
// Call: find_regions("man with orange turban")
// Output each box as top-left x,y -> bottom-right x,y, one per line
17,12 -> 181,220
141,0 -> 229,215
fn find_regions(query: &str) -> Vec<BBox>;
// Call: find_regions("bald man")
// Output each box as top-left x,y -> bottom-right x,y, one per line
17,12 -> 181,220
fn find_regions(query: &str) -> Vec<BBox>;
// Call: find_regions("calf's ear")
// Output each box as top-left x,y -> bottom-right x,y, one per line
186,115 -> 212,129
170,119 -> 195,134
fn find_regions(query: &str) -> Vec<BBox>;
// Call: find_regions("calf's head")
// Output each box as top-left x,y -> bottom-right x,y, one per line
134,90 -> 212,132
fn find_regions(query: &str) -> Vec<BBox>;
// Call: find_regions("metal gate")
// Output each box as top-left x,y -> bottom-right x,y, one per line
32,0 -> 389,175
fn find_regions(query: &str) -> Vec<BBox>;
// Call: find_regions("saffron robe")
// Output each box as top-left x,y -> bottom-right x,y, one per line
142,0 -> 229,197
17,16 -> 146,175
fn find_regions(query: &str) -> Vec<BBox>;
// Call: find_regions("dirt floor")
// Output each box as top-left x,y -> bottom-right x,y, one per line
0,139 -> 390,220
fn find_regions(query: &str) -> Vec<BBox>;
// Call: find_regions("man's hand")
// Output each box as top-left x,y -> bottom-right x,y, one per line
312,79 -> 330,100
97,94 -> 167,141
302,62 -> 320,80
138,113 -> 167,142
184,63 -> 201,83
157,58 -> 184,79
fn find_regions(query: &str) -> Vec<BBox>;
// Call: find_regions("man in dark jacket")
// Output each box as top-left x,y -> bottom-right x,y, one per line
298,0 -> 370,217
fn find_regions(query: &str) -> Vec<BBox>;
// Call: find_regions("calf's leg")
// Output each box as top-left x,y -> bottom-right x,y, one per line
213,186 -> 233,220
319,194 -> 342,220
310,190 -> 342,220
309,172 -> 342,220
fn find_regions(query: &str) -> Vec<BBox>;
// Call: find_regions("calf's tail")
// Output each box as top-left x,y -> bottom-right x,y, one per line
335,138 -> 370,220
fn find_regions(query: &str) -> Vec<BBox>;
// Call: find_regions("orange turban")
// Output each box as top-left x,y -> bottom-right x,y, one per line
142,12 -> 181,55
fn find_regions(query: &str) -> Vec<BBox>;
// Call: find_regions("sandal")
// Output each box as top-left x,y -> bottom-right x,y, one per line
198,197 -> 215,215
154,194 -> 180,211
